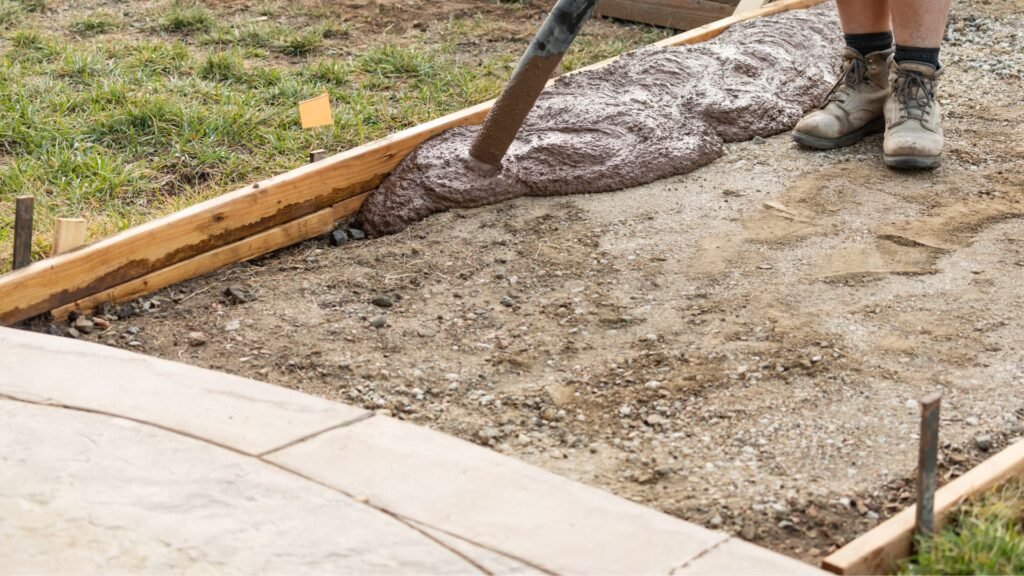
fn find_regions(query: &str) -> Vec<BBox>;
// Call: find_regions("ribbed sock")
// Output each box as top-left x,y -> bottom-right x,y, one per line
844,31 -> 893,56
895,45 -> 941,68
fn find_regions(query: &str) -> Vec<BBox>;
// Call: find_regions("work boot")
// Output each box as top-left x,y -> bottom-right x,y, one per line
883,59 -> 944,169
792,47 -> 892,149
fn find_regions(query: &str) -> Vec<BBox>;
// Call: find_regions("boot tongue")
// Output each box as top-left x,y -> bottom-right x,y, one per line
897,61 -> 939,76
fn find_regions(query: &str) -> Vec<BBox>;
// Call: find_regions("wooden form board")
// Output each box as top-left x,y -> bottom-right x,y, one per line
822,437 -> 1024,575
596,0 -> 735,31
0,0 -> 826,325
50,218 -> 87,256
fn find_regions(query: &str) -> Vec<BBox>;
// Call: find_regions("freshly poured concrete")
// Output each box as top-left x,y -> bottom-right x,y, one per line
0,327 -> 823,574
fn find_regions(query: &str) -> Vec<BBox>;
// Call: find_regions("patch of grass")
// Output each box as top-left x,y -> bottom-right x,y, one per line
69,11 -> 122,37
0,0 -> 23,28
900,479 -> 1024,575
198,50 -> 247,83
16,0 -> 45,12
358,44 -> 435,78
158,2 -> 215,34
276,29 -> 323,57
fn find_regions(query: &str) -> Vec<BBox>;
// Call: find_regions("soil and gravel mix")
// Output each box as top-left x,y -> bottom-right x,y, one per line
59,0 -> 1024,563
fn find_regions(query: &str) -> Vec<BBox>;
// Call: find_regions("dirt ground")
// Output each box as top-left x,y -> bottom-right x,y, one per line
70,0 -> 1024,564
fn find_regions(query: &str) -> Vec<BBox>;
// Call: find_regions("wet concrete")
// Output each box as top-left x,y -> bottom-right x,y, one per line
359,5 -> 842,236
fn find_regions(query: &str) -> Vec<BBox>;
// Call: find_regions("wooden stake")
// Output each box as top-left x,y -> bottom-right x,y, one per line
309,149 -> 327,163
50,218 -> 87,257
823,437 -> 1024,575
916,392 -> 941,539
13,196 -> 34,270
0,0 -> 826,326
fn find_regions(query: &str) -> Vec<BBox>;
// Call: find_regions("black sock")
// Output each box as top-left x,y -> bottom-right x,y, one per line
895,45 -> 941,68
844,31 -> 893,56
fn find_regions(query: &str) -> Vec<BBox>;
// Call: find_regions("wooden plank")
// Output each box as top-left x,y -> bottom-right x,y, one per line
822,437 -> 1024,575
0,0 -> 825,326
734,0 -> 768,16
13,196 -> 34,270
50,218 -> 87,256
53,193 -> 368,320
596,0 -> 734,30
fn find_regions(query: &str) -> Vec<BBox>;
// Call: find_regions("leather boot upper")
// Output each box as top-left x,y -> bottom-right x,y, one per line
883,59 -> 944,159
794,47 -> 892,140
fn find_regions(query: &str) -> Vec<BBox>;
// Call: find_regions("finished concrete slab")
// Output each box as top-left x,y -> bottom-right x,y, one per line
267,415 -> 727,575
0,327 -> 366,455
0,327 -> 826,574
0,399 -> 477,574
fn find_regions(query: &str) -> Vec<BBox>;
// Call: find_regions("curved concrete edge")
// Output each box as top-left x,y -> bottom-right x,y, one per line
0,399 -> 482,575
3,327 -> 826,574
1,327 -> 367,455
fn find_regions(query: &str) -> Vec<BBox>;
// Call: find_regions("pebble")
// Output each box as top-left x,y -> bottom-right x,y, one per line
370,316 -> 387,329
966,416 -> 979,426
329,229 -> 348,246
417,326 -> 436,338
975,434 -> 993,452
500,296 -> 515,307
224,320 -> 241,332
187,331 -> 207,347
347,227 -> 366,240
223,285 -> 255,305
92,317 -> 111,330
73,316 -> 95,334
67,327 -> 81,339
372,295 -> 393,308
645,413 -> 665,426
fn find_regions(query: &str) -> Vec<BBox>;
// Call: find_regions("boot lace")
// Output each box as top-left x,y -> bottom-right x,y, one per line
818,56 -> 868,109
892,69 -> 936,124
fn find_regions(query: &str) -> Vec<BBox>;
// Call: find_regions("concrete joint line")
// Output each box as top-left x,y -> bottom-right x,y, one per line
256,411 -> 376,458
669,534 -> 733,574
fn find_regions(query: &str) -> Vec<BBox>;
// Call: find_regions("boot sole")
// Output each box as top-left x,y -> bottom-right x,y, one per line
791,118 -> 884,150
884,155 -> 941,170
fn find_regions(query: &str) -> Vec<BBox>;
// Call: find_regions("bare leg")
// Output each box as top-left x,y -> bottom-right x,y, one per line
891,0 -> 952,47
836,0 -> 891,34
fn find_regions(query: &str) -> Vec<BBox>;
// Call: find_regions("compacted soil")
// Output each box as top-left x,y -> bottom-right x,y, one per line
71,0 -> 1023,563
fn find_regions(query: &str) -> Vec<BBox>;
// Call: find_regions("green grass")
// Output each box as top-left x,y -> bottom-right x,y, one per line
900,479 -> 1024,575
0,3 -> 666,271
69,12 -> 121,37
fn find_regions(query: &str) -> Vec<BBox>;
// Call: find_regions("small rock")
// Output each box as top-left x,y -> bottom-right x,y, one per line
187,331 -> 207,347
347,227 -> 366,240
417,326 -> 436,338
645,413 -> 665,426
224,320 -> 241,332
370,316 -> 386,329
329,229 -> 348,246
966,416 -> 979,426
709,514 -> 723,528
975,434 -> 993,452
752,135 -> 767,145
500,296 -> 515,307
223,285 -> 255,305
92,317 -> 111,330
372,295 -> 393,308
74,317 -> 95,334
67,327 -> 81,339
866,510 -> 879,520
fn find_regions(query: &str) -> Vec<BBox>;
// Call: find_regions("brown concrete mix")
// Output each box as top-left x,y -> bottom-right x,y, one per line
358,5 -> 843,236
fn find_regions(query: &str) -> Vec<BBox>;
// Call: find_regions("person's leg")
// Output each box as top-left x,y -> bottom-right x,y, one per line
883,0 -> 952,169
837,0 -> 890,35
792,0 -> 893,150
891,0 -> 952,67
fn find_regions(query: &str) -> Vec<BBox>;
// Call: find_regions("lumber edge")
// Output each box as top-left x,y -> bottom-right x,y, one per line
821,437 -> 1024,575
0,0 -> 826,325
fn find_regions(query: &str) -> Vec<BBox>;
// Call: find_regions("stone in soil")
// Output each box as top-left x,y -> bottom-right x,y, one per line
372,295 -> 393,308
223,286 -> 256,305
187,331 -> 207,347
329,229 -> 348,246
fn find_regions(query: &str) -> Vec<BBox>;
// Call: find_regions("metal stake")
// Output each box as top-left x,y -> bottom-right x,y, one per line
13,196 -> 34,270
467,0 -> 601,171
916,392 -> 941,539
